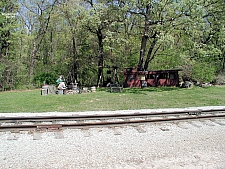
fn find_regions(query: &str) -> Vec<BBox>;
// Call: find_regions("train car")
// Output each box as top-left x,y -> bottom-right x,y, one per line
123,67 -> 181,88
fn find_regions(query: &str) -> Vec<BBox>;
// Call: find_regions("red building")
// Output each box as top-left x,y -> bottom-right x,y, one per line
123,67 -> 181,88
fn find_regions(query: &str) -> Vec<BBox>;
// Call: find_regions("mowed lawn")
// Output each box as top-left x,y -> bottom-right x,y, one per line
0,86 -> 224,113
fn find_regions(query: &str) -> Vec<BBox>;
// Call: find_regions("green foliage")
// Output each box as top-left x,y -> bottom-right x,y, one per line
13,84 -> 36,90
0,0 -> 224,89
150,49 -> 182,70
192,62 -> 216,83
214,73 -> 225,85
0,0 -> 20,91
180,54 -> 216,83
34,72 -> 57,87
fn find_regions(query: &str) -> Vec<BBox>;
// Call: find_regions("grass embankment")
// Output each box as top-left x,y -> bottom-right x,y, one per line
0,86 -> 224,113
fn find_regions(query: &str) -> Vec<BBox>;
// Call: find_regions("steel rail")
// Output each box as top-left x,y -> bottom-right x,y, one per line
0,113 -> 225,131
0,108 -> 225,122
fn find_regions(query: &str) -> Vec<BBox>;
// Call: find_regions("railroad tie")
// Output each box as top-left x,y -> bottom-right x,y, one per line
175,122 -> 189,129
54,131 -> 64,139
160,127 -> 170,131
111,126 -> 122,135
33,132 -> 42,140
211,119 -> 225,126
36,124 -> 62,130
7,133 -> 19,140
82,128 -> 91,137
135,126 -> 147,133
188,121 -> 202,128
199,120 -> 215,126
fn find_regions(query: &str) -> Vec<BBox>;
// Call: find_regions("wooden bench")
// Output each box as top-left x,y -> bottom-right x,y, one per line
110,84 -> 123,93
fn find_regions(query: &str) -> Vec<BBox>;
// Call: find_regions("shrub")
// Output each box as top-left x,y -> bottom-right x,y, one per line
192,62 -> 216,83
180,59 -> 216,83
34,72 -> 57,87
214,73 -> 225,85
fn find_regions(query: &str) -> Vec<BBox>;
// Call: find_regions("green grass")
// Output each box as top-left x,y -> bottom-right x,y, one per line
0,86 -> 225,113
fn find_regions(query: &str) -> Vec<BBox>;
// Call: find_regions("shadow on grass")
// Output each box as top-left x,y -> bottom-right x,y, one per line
97,86 -> 184,95
123,87 -> 182,94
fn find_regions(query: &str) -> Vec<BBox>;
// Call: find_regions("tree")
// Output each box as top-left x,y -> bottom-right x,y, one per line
0,0 -> 20,90
174,0 -> 225,82
1,0 -> 224,89
124,0 -> 223,73
126,0 -> 177,70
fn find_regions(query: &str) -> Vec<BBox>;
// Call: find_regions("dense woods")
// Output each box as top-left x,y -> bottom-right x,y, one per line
0,0 -> 225,90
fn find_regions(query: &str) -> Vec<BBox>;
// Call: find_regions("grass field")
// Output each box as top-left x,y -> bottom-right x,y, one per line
0,86 -> 224,113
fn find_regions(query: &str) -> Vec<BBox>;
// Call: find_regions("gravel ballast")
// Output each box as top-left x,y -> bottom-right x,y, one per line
0,106 -> 225,169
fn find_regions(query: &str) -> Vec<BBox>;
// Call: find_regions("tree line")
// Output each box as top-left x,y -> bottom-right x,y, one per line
0,0 -> 225,90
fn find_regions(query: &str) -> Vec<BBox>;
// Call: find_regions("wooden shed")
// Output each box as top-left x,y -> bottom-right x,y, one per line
123,67 -> 181,88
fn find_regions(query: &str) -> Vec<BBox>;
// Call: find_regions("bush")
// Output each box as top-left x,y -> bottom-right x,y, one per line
214,73 -> 225,85
34,72 -> 57,87
14,84 -> 36,90
192,62 -> 216,83
180,60 -> 216,83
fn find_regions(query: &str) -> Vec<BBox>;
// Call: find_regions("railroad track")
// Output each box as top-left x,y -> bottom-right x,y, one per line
0,108 -> 225,132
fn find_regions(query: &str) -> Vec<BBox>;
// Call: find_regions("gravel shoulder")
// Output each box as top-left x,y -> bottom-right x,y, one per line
0,106 -> 225,169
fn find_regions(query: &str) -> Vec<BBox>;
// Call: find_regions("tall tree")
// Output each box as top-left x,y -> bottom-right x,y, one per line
0,0 -> 19,90
125,0 -> 223,72
19,0 -> 58,83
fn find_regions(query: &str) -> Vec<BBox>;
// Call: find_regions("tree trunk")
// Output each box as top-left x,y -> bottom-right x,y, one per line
97,27 -> 104,87
30,42 -> 36,83
63,8 -> 78,82
72,36 -> 78,81
144,32 -> 158,70
222,51 -> 225,72
138,5 -> 150,70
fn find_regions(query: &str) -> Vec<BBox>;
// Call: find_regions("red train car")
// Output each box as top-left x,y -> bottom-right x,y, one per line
123,67 -> 181,88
